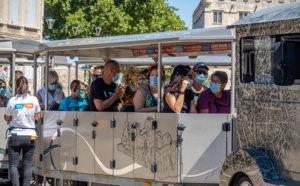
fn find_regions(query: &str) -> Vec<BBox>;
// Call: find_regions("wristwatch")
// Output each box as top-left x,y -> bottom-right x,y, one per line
178,90 -> 185,95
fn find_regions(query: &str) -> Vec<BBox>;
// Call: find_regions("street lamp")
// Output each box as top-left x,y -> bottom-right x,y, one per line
45,18 -> 55,29
72,26 -> 103,37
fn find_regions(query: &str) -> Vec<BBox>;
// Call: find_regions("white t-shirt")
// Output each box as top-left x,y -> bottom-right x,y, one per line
5,94 -> 41,136
1,71 -> 7,81
38,87 -> 63,105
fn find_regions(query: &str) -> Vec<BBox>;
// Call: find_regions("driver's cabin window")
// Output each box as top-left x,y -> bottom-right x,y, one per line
240,38 -> 255,83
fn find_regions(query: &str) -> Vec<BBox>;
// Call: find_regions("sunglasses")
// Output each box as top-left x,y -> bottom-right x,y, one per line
187,74 -> 193,79
195,71 -> 208,76
92,74 -> 102,78
50,82 -> 58,85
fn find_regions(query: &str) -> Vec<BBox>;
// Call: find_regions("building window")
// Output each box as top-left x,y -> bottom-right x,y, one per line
27,0 -> 36,27
213,12 -> 222,24
10,0 -> 19,24
239,12 -> 249,19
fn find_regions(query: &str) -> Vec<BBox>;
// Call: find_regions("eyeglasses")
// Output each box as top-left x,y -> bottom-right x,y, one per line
50,82 -> 58,85
92,74 -> 102,78
195,70 -> 208,76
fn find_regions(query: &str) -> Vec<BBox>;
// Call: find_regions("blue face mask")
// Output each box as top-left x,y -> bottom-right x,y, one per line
49,84 -> 57,91
195,73 -> 206,84
0,87 -> 6,96
78,90 -> 85,99
113,73 -> 122,85
187,79 -> 193,89
139,79 -> 148,86
149,76 -> 158,87
210,82 -> 221,93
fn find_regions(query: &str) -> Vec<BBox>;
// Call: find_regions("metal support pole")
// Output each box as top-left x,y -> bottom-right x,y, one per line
230,38 -> 236,114
45,51 -> 49,110
11,53 -> 16,96
75,63 -> 78,79
33,54 -> 37,96
68,66 -> 71,96
51,57 -> 54,70
157,43 -> 162,113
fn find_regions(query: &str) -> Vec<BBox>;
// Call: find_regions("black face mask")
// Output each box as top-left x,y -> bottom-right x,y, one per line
91,74 -> 102,80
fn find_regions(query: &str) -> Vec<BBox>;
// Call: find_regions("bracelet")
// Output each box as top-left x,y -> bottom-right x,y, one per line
178,91 -> 185,95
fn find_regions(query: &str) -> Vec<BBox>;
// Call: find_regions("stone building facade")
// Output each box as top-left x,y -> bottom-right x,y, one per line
193,0 -> 300,28
0,0 -> 44,40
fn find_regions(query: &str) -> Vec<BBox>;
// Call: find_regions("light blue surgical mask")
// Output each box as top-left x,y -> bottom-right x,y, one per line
149,76 -> 158,87
113,73 -> 122,85
187,79 -> 193,89
210,82 -> 221,93
49,84 -> 57,91
195,73 -> 206,84
0,87 -> 6,96
78,90 -> 85,99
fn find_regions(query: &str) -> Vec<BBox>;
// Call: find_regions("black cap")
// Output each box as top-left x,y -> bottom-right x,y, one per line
193,62 -> 209,71
15,70 -> 23,75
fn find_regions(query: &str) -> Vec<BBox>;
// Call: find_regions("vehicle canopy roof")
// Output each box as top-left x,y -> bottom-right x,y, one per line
0,40 -> 47,58
76,55 -> 231,67
228,2 -> 300,28
39,26 -> 234,58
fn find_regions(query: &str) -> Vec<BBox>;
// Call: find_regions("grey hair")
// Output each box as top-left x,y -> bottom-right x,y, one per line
211,71 -> 228,84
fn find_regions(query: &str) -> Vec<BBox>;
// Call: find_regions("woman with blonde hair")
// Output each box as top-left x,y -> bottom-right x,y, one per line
36,70 -> 65,110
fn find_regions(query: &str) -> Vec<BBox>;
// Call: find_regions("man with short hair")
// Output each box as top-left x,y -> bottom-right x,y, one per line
192,62 -> 209,111
89,60 -> 124,111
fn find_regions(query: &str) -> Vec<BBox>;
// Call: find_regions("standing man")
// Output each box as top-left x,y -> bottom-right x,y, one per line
1,66 -> 8,84
192,62 -> 209,111
89,60 -> 124,111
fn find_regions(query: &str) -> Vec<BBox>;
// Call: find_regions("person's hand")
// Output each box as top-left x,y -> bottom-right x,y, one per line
50,100 -> 60,106
180,80 -> 189,91
115,84 -> 125,97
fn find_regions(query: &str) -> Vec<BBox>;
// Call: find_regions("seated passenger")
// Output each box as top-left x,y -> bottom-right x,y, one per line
197,71 -> 230,113
138,69 -> 149,86
121,84 -> 138,106
162,65 -> 196,113
36,70 -> 65,110
88,60 -> 124,111
121,67 -> 139,106
59,80 -> 87,111
133,63 -> 165,112
90,65 -> 104,82
0,79 -> 7,107
192,62 -> 209,111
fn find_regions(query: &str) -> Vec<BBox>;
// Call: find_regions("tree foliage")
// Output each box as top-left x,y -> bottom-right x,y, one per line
44,0 -> 187,40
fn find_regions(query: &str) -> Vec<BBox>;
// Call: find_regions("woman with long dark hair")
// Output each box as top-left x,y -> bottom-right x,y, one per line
162,65 -> 197,113
4,76 -> 41,186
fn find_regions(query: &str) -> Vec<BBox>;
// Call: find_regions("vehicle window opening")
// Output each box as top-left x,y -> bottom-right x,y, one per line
273,34 -> 300,85
240,38 -> 255,83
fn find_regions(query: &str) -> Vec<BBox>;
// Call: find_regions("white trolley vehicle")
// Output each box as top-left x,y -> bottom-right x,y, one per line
4,2 -> 300,186
34,26 -> 234,186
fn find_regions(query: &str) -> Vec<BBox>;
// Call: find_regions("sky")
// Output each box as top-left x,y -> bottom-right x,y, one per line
167,0 -> 200,29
